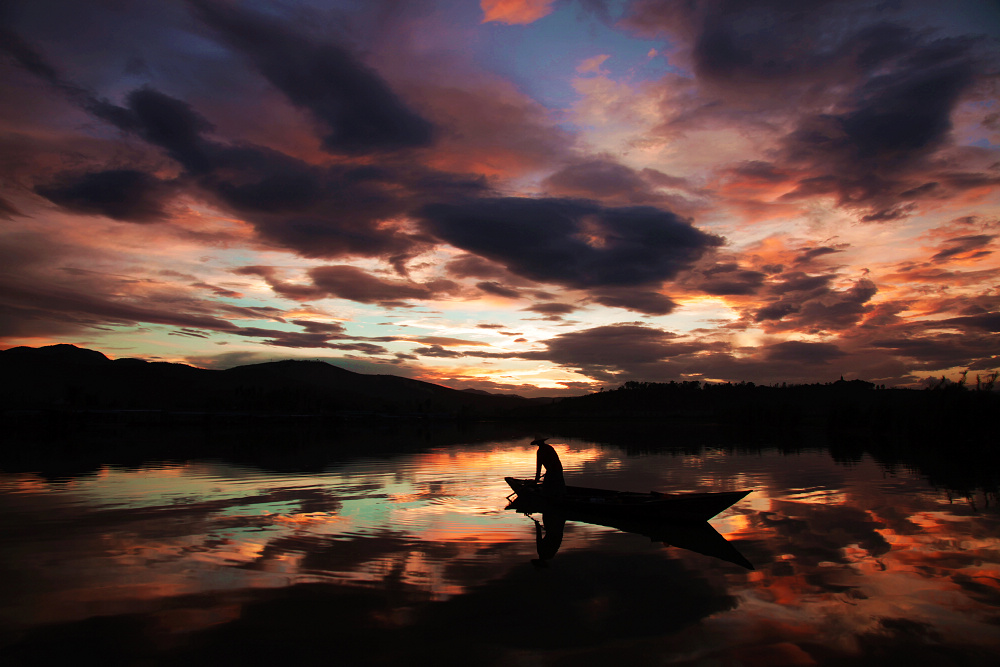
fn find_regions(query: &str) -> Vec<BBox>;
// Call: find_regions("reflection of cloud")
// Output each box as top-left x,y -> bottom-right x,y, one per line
4,444 -> 1000,663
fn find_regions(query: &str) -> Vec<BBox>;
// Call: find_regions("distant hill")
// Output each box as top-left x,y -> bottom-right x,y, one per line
0,344 -> 547,418
3,345 -> 995,435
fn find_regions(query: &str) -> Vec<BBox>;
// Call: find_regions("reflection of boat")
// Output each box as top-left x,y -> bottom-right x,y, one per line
504,477 -> 751,522
505,478 -> 754,569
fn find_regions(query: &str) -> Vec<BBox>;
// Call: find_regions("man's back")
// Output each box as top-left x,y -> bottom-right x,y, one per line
537,443 -> 563,476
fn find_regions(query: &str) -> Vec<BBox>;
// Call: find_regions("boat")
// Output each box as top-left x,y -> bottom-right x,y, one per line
505,477 -> 755,569
504,477 -> 752,522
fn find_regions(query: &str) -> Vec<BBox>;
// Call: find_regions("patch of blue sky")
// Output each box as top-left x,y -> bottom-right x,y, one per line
474,4 -> 675,110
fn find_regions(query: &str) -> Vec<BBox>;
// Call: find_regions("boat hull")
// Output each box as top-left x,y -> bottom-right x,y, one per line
504,477 -> 751,522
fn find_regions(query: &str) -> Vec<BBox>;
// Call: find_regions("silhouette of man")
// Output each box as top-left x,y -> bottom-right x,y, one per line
532,438 -> 565,496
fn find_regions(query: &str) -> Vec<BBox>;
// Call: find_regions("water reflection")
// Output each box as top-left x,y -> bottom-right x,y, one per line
1,436 -> 999,666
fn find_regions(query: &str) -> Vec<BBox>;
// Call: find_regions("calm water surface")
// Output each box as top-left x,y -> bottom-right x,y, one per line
2,435 -> 998,665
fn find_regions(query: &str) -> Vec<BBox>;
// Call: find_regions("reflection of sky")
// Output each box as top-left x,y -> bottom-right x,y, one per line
2,440 -> 999,662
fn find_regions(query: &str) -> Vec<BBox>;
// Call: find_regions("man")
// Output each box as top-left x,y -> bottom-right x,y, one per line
532,437 -> 565,496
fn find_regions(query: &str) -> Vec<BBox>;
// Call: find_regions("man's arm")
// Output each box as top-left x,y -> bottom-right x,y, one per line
534,449 -> 542,482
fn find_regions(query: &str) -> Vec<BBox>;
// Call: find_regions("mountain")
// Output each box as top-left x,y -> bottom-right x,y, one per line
0,344 -> 544,417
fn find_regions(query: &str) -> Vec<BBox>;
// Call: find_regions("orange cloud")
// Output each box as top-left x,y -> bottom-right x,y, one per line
481,0 -> 556,25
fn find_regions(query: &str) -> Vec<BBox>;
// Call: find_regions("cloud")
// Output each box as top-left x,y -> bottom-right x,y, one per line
935,312 -> 1000,333
34,169 -> 175,223
765,340 -> 846,365
0,258 -> 387,351
0,196 -> 23,219
5,21 -> 484,260
685,262 -> 768,296
480,0 -> 557,25
542,158 -> 662,205
779,52 -> 981,214
189,0 -> 434,154
419,197 -> 723,289
869,328 -> 1000,370
794,246 -> 845,265
527,323 -> 696,379
522,302 -> 578,316
476,281 -> 522,298
622,1 -> 999,220
236,265 -> 459,307
751,275 -> 877,333
590,289 -> 678,315
80,86 -> 482,258
445,255 -> 511,280
930,234 -> 995,263
577,54 -> 611,74
411,78 -> 576,179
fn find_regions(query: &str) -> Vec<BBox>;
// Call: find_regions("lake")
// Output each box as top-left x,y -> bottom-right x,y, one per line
2,426 -> 999,666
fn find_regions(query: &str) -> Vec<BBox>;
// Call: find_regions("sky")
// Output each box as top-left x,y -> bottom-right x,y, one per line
1,0 -> 998,396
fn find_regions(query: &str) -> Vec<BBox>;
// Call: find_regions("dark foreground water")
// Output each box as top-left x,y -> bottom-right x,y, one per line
2,429 -> 999,666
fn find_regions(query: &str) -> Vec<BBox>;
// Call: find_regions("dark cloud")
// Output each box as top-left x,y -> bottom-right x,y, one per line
34,169 -> 174,223
765,340 -> 846,364
411,344 -> 515,360
540,158 -> 703,214
590,289 -> 678,315
2,23 -> 480,259
624,1 -> 998,219
686,262 -> 767,296
80,86 -> 482,258
236,265 -> 459,307
189,0 -> 434,154
930,234 -> 995,263
445,255 -> 510,280
0,261 -> 404,352
794,246 -> 845,264
522,302 -> 578,316
0,195 -> 23,219
777,34 -> 988,216
768,273 -> 834,295
753,301 -> 800,322
0,23 -> 62,83
728,161 -> 789,183
476,281 -> 521,298
419,197 -> 722,289
936,312 -> 1000,333
191,282 -> 243,299
753,276 -> 877,332
527,324 -> 695,380
859,204 -> 917,223
309,266 -> 457,305
542,158 -> 659,204
839,46 -> 974,158
411,345 -> 463,358
869,327 -> 1000,370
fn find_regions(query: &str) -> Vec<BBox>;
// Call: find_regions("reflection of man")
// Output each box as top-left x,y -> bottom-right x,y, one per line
532,438 -> 565,496
532,511 -> 565,567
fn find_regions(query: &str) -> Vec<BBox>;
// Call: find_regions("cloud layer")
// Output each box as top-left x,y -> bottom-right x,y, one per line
0,0 -> 997,394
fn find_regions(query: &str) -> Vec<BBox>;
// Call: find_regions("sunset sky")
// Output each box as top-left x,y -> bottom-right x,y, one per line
2,0 -> 998,396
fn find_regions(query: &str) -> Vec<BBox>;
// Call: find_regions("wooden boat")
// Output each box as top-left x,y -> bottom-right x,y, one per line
504,477 -> 751,522
505,477 -> 755,569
